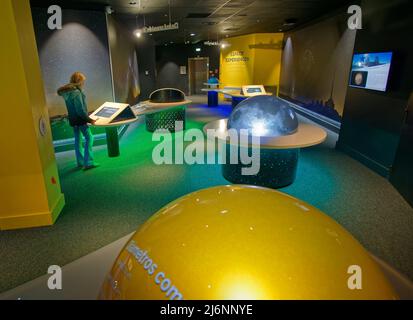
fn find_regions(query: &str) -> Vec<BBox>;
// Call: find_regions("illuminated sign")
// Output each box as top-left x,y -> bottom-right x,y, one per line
204,41 -> 220,46
143,23 -> 179,33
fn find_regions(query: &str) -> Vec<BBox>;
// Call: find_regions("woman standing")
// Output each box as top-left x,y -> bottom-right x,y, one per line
57,72 -> 99,170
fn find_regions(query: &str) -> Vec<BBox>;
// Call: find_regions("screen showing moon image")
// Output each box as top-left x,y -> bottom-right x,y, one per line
349,52 -> 393,92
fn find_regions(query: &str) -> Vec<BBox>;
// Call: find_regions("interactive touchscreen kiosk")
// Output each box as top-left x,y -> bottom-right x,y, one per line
91,102 -> 136,125
91,102 -> 138,158
226,85 -> 271,108
242,85 -> 267,97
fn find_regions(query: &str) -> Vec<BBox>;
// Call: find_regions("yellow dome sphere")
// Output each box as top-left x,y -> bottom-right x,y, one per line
100,185 -> 397,300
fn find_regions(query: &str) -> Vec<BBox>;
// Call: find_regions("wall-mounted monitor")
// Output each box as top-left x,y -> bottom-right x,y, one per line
349,52 -> 393,92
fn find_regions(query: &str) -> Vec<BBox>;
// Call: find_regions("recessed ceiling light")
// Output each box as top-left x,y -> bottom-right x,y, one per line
196,48 -> 201,52
190,33 -> 196,37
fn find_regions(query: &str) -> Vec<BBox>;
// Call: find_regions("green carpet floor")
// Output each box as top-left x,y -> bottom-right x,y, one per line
1,103 -> 413,293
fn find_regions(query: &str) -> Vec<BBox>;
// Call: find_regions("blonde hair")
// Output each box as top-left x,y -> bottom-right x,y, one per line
70,72 -> 86,84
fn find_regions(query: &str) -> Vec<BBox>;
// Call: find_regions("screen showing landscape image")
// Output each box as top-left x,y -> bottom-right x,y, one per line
349,52 -> 393,92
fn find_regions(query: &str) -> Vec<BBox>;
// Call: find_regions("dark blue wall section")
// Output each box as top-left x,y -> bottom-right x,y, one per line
337,0 -> 413,180
136,38 -> 157,101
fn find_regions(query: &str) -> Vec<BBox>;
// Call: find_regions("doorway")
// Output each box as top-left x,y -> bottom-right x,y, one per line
188,57 -> 209,95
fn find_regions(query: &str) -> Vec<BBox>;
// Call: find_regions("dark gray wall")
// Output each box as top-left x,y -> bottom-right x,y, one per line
337,0 -> 413,180
155,44 -> 220,95
136,38 -> 157,100
31,7 -> 113,117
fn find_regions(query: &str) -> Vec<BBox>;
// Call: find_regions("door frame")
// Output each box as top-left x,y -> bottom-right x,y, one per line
188,57 -> 209,96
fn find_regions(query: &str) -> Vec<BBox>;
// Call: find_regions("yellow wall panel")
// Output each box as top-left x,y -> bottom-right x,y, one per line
0,0 -> 64,230
220,33 -> 284,94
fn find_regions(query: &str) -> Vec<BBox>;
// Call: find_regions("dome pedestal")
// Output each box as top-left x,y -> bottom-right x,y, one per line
222,144 -> 299,189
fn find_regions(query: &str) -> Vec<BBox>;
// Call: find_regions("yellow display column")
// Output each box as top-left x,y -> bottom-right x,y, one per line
0,0 -> 65,230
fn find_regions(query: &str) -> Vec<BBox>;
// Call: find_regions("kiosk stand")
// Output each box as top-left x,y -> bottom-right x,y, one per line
202,82 -> 220,107
90,102 -> 138,158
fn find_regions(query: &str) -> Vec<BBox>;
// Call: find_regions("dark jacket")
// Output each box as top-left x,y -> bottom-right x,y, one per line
57,84 -> 93,127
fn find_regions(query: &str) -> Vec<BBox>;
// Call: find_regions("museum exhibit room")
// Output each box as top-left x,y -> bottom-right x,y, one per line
1,0 -> 413,304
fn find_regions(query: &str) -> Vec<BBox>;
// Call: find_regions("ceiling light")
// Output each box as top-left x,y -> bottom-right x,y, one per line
196,48 -> 201,52
190,33 -> 196,37
221,43 -> 227,49
135,30 -> 142,38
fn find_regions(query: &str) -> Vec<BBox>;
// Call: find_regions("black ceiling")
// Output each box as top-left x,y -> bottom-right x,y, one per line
31,0 -> 353,45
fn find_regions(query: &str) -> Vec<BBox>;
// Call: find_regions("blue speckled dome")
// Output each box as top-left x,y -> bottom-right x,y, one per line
227,96 -> 299,137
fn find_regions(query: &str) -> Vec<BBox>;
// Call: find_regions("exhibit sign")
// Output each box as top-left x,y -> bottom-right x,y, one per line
204,41 -> 220,46
143,22 -> 179,34
349,52 -> 393,92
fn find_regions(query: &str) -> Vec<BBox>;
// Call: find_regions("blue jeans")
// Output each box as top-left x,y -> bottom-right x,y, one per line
74,125 -> 95,167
